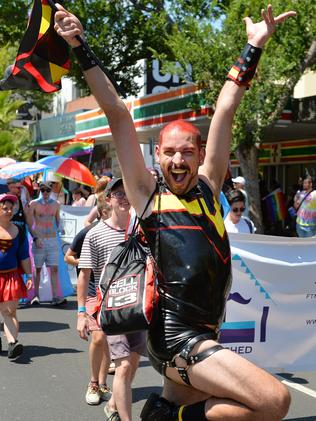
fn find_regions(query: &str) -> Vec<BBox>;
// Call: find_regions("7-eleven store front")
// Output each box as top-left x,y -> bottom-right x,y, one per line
75,84 -> 212,176
74,84 -> 316,196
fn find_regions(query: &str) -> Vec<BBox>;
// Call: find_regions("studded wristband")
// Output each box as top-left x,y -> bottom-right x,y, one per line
73,44 -> 97,71
227,43 -> 262,88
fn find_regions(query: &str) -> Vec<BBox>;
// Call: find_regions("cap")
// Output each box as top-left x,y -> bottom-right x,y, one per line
104,177 -> 123,197
232,176 -> 246,185
0,193 -> 18,203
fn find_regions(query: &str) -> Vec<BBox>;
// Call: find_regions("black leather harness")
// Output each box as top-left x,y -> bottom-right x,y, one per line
159,333 -> 224,385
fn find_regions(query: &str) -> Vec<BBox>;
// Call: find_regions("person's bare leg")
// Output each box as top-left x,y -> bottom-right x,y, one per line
98,335 -> 111,385
163,339 -> 291,421
108,352 -> 140,421
0,301 -> 19,343
49,266 -> 59,298
89,331 -> 109,382
163,377 -> 209,405
33,267 -> 42,296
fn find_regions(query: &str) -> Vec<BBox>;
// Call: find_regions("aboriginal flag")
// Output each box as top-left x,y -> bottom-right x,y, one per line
0,0 -> 70,93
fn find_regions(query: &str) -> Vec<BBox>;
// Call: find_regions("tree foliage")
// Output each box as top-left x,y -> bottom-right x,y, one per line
0,90 -> 32,160
0,45 -> 37,161
63,0 -> 217,94
156,0 -> 316,231
0,0 -> 218,96
0,1 -> 29,46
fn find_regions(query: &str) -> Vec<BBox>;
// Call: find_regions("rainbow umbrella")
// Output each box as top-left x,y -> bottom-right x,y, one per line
37,156 -> 96,187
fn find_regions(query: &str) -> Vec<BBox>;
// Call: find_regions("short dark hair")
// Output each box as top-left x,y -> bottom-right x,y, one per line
72,188 -> 83,196
39,182 -> 52,189
227,189 -> 245,205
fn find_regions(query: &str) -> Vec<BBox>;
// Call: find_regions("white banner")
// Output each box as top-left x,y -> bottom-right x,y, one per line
220,233 -> 316,371
59,205 -> 92,285
55,208 -> 316,371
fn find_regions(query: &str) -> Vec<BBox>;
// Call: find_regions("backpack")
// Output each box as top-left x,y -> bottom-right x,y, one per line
96,186 -> 160,335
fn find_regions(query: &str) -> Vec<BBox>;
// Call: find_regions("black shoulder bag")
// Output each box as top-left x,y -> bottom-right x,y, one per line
97,185 -> 161,335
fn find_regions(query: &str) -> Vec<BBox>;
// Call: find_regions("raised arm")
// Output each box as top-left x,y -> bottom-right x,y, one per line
54,4 -> 156,214
199,5 -> 296,199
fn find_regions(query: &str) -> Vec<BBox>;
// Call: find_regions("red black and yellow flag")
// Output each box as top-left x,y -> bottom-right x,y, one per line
0,0 -> 70,93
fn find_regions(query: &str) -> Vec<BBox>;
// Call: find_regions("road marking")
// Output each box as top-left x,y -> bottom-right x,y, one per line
277,375 -> 316,399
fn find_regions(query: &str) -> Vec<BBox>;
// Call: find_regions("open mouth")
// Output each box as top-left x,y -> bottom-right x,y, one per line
170,168 -> 188,183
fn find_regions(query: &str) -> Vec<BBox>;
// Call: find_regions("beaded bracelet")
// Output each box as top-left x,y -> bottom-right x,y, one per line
73,44 -> 97,71
227,43 -> 262,88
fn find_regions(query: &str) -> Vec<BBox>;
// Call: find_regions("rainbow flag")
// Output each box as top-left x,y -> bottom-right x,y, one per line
55,138 -> 95,158
263,188 -> 287,223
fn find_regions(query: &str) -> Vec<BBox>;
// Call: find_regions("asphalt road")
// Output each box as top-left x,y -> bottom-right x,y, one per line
0,296 -> 315,421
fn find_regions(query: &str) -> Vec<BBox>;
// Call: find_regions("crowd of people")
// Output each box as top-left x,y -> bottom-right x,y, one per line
1,3 -> 315,421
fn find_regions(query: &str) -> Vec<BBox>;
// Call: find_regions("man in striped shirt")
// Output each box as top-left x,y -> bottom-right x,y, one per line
77,178 -> 146,421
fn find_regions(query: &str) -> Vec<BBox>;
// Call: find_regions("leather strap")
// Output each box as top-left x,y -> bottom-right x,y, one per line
175,344 -> 224,385
159,332 -> 222,386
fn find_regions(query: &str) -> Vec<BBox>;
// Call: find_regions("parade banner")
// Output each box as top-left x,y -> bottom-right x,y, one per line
42,206 -> 316,372
59,205 -> 92,285
221,233 -> 316,371
27,206 -> 91,302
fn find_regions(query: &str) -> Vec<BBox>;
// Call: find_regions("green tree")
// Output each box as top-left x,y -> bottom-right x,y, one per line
0,90 -> 32,160
0,2 -> 54,115
0,1 -> 214,98
156,0 -> 316,232
0,1 -> 29,46
0,45 -> 35,161
64,0 -> 217,95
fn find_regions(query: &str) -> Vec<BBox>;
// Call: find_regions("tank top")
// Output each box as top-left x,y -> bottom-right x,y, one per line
140,179 -> 232,329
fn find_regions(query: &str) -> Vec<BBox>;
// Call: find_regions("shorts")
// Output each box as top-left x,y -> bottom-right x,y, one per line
86,295 -> 102,331
32,237 -> 59,268
86,296 -> 147,358
147,331 -> 218,378
146,302 -> 219,377
0,269 -> 27,302
296,224 -> 316,238
107,331 -> 147,361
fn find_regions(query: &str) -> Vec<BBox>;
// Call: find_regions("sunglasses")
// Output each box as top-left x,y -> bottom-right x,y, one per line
232,207 -> 245,213
40,188 -> 51,193
110,191 -> 126,199
0,204 -> 14,211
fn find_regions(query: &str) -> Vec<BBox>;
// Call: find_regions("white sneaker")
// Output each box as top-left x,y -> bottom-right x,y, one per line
52,297 -> 67,306
31,296 -> 40,305
104,403 -> 120,420
85,382 -> 100,405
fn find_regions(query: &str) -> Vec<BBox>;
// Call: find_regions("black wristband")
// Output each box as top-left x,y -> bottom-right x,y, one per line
73,44 -> 97,71
227,43 -> 262,88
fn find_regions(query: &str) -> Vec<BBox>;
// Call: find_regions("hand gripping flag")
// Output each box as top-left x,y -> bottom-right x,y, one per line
0,0 -> 70,93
